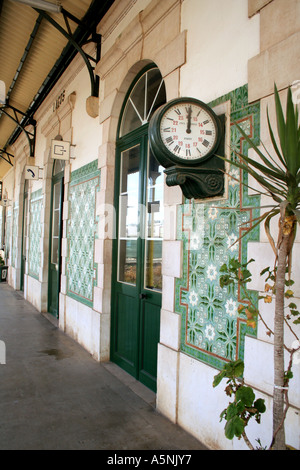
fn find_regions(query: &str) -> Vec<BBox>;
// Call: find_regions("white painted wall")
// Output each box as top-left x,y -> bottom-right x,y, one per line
180,0 -> 260,102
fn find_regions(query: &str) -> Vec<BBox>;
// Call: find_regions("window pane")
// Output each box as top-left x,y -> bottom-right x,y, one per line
118,239 -> 137,285
145,240 -> 162,290
22,196 -> 29,256
53,159 -> 65,176
145,148 -> 163,291
118,145 -> 140,285
51,236 -> 58,265
51,182 -> 61,265
145,68 -> 166,121
119,67 -> 166,137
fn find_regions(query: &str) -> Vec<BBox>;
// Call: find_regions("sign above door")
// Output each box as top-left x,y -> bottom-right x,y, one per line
50,139 -> 71,161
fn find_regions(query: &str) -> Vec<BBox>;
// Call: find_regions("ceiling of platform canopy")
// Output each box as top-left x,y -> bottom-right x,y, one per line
0,0 -> 114,180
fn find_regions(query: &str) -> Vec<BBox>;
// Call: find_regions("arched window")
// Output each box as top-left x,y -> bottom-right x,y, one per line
52,157 -> 65,176
119,66 -> 166,138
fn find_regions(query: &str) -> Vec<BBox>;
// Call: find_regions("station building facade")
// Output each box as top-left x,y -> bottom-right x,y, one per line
0,0 -> 299,450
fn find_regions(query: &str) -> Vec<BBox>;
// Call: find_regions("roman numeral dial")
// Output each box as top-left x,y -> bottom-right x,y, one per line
158,99 -> 220,162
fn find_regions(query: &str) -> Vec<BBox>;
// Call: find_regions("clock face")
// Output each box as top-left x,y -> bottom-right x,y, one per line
159,101 -> 219,161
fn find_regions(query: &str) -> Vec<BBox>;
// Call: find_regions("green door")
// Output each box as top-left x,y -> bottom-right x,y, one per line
48,160 -> 64,318
20,181 -> 29,292
111,66 -> 166,392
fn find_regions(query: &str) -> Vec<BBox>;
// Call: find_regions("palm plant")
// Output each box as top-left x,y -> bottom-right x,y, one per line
221,84 -> 300,450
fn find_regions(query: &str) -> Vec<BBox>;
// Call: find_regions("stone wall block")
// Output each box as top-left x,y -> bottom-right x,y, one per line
248,31 -> 300,102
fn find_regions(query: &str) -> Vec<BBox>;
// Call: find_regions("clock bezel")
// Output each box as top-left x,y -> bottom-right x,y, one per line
149,97 -> 222,167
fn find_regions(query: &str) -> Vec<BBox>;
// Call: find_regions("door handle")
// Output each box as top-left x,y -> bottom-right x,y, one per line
139,293 -> 148,300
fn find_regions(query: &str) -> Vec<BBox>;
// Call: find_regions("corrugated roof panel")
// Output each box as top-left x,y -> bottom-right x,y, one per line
0,0 -> 99,178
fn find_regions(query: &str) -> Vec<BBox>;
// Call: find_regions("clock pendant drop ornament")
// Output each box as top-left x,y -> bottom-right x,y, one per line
148,97 -> 225,199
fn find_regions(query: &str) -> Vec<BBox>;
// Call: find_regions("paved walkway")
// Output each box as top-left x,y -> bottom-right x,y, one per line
0,283 -> 207,451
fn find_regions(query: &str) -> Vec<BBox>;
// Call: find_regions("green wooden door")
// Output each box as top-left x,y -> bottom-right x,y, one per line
111,132 -> 164,392
20,183 -> 29,292
48,161 -> 64,318
111,65 -> 166,392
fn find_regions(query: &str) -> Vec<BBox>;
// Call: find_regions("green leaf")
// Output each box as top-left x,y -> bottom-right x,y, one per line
219,408 -> 227,422
254,398 -> 266,413
220,264 -> 229,273
274,83 -> 286,156
232,126 -> 287,182
226,359 -> 245,379
220,275 -> 233,288
213,370 -> 226,388
289,303 -> 297,309
236,386 -> 255,407
229,258 -> 242,270
234,122 -> 287,179
291,310 -> 300,316
220,155 -> 287,197
225,416 -> 245,440
226,403 -> 239,420
285,87 -> 299,176
266,108 -> 287,169
285,370 -> 293,380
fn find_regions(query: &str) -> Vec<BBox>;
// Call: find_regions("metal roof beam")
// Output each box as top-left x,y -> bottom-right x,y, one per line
34,7 -> 100,98
1,105 -> 36,157
0,149 -> 14,166
5,0 -> 115,150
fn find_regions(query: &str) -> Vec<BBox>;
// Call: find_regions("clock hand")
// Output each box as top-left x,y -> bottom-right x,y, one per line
186,106 -> 192,134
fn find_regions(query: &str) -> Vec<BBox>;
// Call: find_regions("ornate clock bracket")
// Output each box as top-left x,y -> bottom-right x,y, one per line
165,165 -> 224,199
164,113 -> 225,199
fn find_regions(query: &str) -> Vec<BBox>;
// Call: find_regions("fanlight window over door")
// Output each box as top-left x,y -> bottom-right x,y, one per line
119,67 -> 166,137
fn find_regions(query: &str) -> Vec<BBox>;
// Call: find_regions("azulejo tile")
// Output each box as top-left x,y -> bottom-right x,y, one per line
66,160 -> 101,307
175,85 -> 261,370
11,203 -> 19,268
4,209 -> 11,260
28,189 -> 43,279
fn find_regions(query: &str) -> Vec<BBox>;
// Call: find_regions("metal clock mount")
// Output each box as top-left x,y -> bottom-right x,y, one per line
148,97 -> 225,199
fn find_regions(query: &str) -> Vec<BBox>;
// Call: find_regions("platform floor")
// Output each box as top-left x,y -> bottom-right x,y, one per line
0,283 -> 207,451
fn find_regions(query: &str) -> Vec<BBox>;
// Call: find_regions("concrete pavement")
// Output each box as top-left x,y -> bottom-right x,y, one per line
0,283 -> 207,451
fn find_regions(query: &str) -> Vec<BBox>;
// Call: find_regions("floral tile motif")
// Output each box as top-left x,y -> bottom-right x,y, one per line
11,203 -> 18,268
0,209 -> 2,247
175,85 -> 261,370
66,160 -> 100,307
4,208 -> 11,260
28,189 -> 43,279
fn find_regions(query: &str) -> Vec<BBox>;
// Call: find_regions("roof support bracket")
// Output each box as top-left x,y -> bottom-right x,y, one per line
1,104 -> 36,157
0,149 -> 14,166
34,8 -> 101,98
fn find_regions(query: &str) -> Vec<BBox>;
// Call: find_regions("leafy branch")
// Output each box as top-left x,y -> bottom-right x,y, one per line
214,83 -> 300,449
213,359 -> 266,450
216,258 -> 300,449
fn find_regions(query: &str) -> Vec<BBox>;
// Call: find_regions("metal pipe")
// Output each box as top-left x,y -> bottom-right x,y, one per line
11,0 -> 61,13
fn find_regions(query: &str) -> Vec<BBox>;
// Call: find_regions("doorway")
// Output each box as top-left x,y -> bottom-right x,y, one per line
48,159 -> 64,318
111,65 -> 166,391
20,180 -> 29,292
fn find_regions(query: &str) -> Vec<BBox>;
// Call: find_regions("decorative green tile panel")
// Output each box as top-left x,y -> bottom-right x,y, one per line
0,208 -> 2,247
11,203 -> 18,268
66,160 -> 100,307
28,189 -> 43,279
175,85 -> 260,370
4,208 -> 11,260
